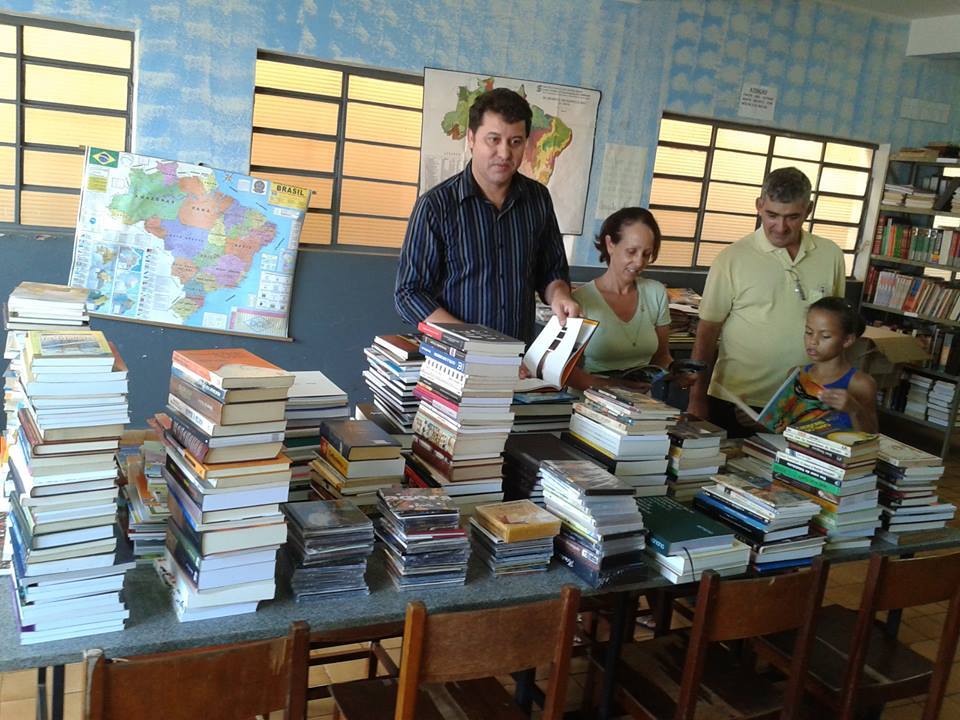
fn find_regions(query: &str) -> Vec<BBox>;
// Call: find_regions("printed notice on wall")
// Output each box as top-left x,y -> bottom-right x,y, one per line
738,83 -> 777,122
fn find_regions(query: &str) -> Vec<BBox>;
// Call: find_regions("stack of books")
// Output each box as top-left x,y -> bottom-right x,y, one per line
119,430 -> 168,563
511,389 -> 577,432
666,420 -> 727,502
469,499 -> 560,575
376,487 -> 469,589
694,473 -> 825,572
539,460 -> 647,587
638,495 -> 750,583
3,283 -> 91,438
563,387 -> 676,495
310,419 -> 404,511
283,371 -> 349,502
281,499 -> 375,600
666,287 -> 701,341
773,421 -> 881,550
362,334 -> 423,441
411,322 -> 525,509
876,435 -> 956,541
882,183 -> 913,205
158,349 -> 294,622
6,329 -> 134,644
501,432 -> 593,505
866,269 -> 960,323
726,433 -> 786,481
404,445 -> 503,511
926,379 -> 959,428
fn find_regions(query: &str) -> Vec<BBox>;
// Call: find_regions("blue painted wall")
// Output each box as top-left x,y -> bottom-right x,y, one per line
0,0 -> 956,423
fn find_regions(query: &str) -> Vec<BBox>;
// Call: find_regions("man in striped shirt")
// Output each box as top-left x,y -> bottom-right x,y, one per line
394,88 -> 580,344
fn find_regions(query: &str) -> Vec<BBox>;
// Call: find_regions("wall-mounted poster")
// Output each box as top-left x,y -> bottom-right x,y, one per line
68,149 -> 309,340
420,68 -> 601,236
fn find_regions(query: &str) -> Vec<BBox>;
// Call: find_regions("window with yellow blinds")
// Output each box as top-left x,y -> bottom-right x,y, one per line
250,51 -> 423,250
0,15 -> 133,229
649,113 -> 876,275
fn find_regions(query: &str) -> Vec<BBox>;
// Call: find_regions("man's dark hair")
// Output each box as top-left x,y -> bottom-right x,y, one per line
594,207 -> 662,265
761,166 -> 813,204
809,296 -> 866,337
468,88 -> 533,136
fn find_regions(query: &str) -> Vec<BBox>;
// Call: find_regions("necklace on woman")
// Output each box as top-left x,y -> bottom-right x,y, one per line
596,277 -> 644,346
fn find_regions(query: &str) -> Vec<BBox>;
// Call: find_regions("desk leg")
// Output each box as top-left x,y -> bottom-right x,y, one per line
36,668 -> 47,720
51,665 -> 64,720
598,590 -> 639,720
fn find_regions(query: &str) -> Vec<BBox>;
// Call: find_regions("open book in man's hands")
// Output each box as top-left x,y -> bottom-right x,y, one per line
516,316 -> 599,392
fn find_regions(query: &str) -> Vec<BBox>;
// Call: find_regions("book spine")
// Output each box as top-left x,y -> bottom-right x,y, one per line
783,428 -> 852,458
572,403 -> 630,434
772,474 -> 838,509
420,335 -> 468,361
319,437 -> 350,476
165,518 -> 202,585
772,464 -> 842,497
412,383 -> 459,414
170,365 -> 228,403
411,410 -> 458,456
17,407 -> 42,450
776,455 -> 844,485
411,436 -> 454,475
171,352 -> 218,387
417,322 -> 466,351
169,376 -> 225,424
418,343 -> 466,373
167,394 -> 218,436
169,416 -> 211,463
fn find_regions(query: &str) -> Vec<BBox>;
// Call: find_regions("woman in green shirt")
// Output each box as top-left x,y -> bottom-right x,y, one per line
568,207 -> 672,390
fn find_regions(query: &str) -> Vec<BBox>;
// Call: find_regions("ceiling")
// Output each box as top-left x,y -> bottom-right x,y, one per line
828,0 -> 960,19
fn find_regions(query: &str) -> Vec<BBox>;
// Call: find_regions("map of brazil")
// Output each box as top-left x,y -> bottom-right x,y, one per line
69,149 -> 308,338
421,69 -> 600,235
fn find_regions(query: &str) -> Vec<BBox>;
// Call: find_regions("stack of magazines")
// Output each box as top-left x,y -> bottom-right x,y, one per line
281,499 -> 374,600
376,487 -> 469,589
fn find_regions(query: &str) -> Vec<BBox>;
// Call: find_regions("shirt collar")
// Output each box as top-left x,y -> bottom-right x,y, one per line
458,161 -> 527,208
752,226 -> 816,264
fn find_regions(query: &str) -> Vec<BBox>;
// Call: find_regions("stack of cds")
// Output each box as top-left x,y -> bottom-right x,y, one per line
376,487 -> 469,589
876,435 -> 956,540
563,387 -> 676,495
283,371 -> 349,502
666,420 -> 727,502
362,334 -> 423,439
540,460 -> 646,587
469,500 -> 560,575
501,433 -> 593,505
281,499 -> 374,599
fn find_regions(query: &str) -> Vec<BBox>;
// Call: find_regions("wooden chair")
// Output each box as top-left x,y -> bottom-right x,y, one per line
83,621 -> 310,720
589,557 -> 830,720
330,585 -> 580,720
755,551 -> 960,720
307,623 -> 402,702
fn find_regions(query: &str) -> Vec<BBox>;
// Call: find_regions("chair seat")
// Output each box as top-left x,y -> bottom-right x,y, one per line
757,604 -> 933,702
331,676 -> 528,720
614,631 -> 786,720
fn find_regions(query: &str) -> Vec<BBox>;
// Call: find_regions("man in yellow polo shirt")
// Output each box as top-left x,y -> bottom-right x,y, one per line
687,167 -> 846,436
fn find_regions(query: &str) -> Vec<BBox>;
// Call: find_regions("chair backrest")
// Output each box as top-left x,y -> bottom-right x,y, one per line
839,552 -> 960,720
394,585 -> 580,720
675,556 -> 831,720
83,621 -> 309,720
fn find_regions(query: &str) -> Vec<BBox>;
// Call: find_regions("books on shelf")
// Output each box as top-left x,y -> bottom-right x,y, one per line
865,268 -> 960,322
871,215 -> 959,266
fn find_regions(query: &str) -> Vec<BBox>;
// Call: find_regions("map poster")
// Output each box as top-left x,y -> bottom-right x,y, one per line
68,148 -> 309,340
420,68 -> 601,235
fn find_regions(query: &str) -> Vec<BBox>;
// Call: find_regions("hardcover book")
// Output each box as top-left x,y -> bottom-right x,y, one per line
171,349 -> 294,390
474,500 -> 561,542
636,495 -> 734,555
318,419 -> 401,460
417,321 -> 525,355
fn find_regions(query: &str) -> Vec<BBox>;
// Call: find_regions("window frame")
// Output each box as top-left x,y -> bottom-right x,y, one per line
0,12 -> 134,231
250,50 -> 423,254
649,112 -> 878,274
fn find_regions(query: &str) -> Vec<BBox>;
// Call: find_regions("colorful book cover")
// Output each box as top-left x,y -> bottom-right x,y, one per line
26,330 -> 111,359
755,368 -> 831,433
474,500 -> 561,542
282,499 -> 371,533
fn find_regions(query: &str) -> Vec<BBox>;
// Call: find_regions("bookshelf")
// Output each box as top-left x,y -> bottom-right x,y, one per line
860,154 -> 960,459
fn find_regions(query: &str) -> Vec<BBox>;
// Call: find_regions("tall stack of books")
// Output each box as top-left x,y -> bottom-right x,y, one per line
469,499 -> 560,575
563,387 -> 676,496
926,380 -> 958,428
876,435 -> 956,541
510,389 -> 577,432
411,322 -> 525,509
638,495 -> 750,583
281,499 -> 375,599
3,283 -> 91,439
158,349 -> 294,621
310,418 -> 404,512
362,334 -> 423,441
501,433 -> 593,505
404,445 -> 503,511
119,430 -> 168,563
540,460 -> 647,587
283,371 -> 349,502
773,421 -> 881,550
376,487 -> 469,589
665,420 -> 727,502
6,329 -> 134,644
694,473 -> 824,572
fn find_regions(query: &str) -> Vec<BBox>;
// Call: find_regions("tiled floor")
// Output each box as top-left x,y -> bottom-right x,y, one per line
3,428 -> 959,719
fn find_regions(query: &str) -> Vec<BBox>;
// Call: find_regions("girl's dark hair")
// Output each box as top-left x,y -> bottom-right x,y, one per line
809,296 -> 866,337
594,207 -> 661,265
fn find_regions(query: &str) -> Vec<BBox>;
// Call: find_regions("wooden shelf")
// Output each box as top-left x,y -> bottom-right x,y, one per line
879,406 -> 955,432
879,204 -> 960,219
890,155 -> 960,166
903,364 -> 960,382
869,255 -> 959,272
860,302 -> 960,329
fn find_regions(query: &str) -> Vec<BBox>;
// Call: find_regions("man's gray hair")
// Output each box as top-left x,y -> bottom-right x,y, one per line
761,167 -> 813,204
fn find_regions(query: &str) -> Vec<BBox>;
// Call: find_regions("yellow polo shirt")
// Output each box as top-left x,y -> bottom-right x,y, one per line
699,227 -> 846,407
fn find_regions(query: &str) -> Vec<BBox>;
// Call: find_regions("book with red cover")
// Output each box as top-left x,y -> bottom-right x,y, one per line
171,349 -> 294,390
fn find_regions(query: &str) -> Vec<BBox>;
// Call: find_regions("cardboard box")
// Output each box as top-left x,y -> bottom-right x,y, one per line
852,326 -> 930,389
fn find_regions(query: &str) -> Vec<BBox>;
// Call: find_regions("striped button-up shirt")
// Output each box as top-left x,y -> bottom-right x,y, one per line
394,163 -> 569,343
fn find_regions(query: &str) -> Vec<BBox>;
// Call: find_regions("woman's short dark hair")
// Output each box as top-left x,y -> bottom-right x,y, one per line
468,88 -> 532,136
808,296 -> 866,337
594,207 -> 662,265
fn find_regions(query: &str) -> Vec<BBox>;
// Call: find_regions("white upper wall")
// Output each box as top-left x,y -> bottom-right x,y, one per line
907,15 -> 960,56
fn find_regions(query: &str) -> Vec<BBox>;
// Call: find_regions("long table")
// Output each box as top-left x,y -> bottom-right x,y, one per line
4,528 -> 960,720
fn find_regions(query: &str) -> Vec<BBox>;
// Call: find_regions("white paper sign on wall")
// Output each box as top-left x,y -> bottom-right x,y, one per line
738,83 -> 777,122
